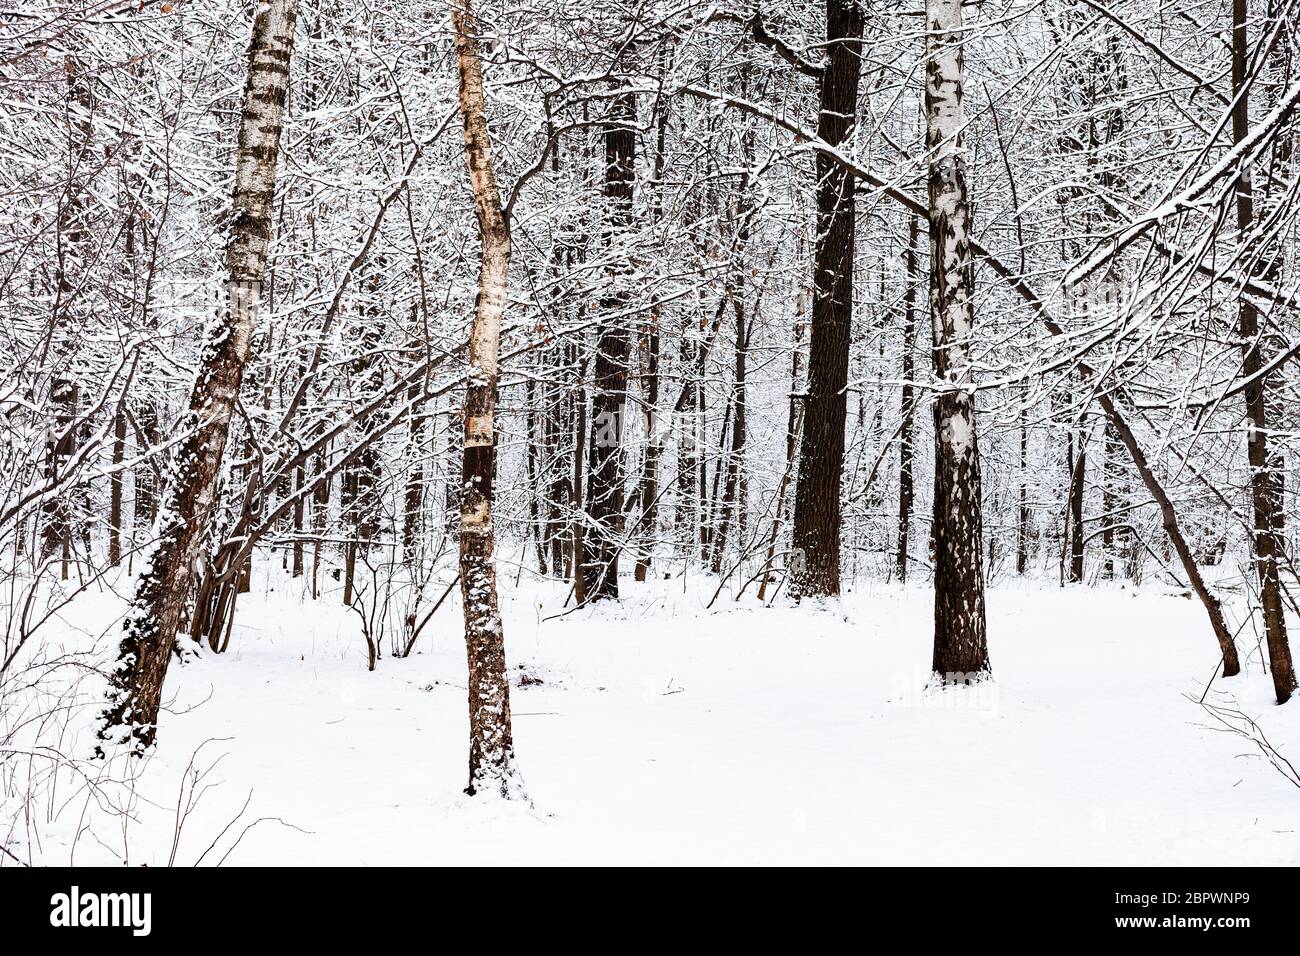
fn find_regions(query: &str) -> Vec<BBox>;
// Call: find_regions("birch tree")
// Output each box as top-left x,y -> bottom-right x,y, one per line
98,0 -> 300,752
924,0 -> 990,679
11,0 -> 1300,794
450,0 -> 523,798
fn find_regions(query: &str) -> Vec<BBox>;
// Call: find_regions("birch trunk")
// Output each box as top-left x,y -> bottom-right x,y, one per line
925,0 -> 990,679
838,83 -> 1241,672
450,0 -> 523,797
98,0 -> 299,752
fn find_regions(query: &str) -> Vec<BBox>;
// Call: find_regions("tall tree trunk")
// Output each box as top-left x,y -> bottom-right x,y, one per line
571,360 -> 589,605
133,400 -> 159,546
43,379 -> 78,577
634,81 -> 670,584
675,325 -> 699,554
342,268 -> 385,605
583,87 -> 636,601
711,298 -> 748,573
1067,429 -> 1086,583
703,387 -> 733,561
403,378 -> 428,567
43,53 -> 93,577
1233,0 -> 1296,704
311,445 -> 329,599
1088,27 -> 1127,584
897,215 -> 918,583
543,342 -> 567,577
98,0 -> 299,753
450,0 -> 522,797
539,145 -> 568,579
1016,383 -> 1030,575
291,460 -> 305,577
1102,421 -> 1121,579
833,71 -> 1242,673
633,309 -> 661,584
525,376 -> 548,575
925,0 -> 990,679
109,127 -> 140,571
791,0 -> 864,598
109,402 -> 126,567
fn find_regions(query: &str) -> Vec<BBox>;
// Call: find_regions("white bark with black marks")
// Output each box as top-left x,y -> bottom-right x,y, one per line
99,0 -> 300,753
925,0 -> 990,680
450,0 -> 524,799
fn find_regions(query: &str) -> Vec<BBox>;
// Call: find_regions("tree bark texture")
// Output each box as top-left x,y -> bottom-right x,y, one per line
1232,0 -> 1295,703
925,0 -> 990,679
791,0 -> 864,598
99,0 -> 299,752
583,86 -> 636,602
450,0 -> 523,797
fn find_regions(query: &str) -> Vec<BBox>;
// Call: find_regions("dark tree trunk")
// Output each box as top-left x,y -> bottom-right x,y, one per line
43,54 -> 92,578
571,354 -> 589,606
675,326 -> 699,554
1102,421 -> 1121,579
109,403 -> 126,566
525,375 -> 547,575
341,467 -> 358,606
133,400 -> 159,541
791,0 -> 863,598
311,445 -> 329,599
897,216 -> 918,583
703,387 -> 733,562
402,379 -> 427,567
583,87 -> 636,601
545,340 -> 569,577
1102,392 -> 1241,675
633,311 -> 661,584
42,379 -> 78,576
711,298 -> 748,573
1232,0 -> 1295,704
342,268 -> 385,603
1067,429 -> 1086,583
634,86 -> 670,583
1016,386 -> 1030,575
292,460 -> 305,578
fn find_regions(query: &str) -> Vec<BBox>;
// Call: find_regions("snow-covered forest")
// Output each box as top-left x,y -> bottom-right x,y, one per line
4,0 -> 1300,866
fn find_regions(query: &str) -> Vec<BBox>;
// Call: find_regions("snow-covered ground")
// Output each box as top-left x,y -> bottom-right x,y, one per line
5,565 -> 1300,865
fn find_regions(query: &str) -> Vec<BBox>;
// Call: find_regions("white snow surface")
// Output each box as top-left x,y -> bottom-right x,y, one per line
5,565 -> 1300,866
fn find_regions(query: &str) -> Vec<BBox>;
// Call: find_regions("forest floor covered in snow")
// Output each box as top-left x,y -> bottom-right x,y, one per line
6,567 -> 1300,866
